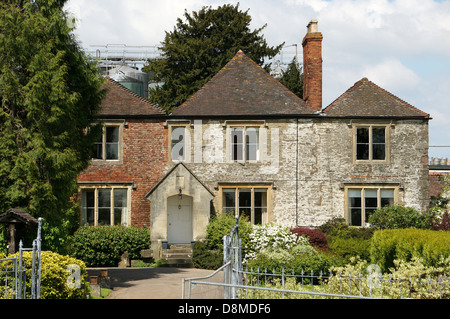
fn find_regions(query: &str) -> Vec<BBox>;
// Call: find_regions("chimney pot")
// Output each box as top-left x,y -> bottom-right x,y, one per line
307,20 -> 319,33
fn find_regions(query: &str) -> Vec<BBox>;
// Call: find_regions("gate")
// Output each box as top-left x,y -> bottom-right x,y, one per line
0,217 -> 42,299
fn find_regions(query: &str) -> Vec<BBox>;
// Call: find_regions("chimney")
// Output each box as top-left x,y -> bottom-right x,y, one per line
302,20 -> 323,111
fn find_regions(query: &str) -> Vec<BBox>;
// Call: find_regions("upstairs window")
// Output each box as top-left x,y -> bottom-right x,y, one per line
355,126 -> 387,161
230,127 -> 259,161
93,125 -> 120,160
171,126 -> 186,161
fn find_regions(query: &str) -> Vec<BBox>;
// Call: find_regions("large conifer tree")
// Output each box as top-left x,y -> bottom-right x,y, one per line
145,3 -> 283,112
0,0 -> 105,251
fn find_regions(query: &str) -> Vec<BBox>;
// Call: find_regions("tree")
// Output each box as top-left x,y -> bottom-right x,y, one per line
279,56 -> 303,99
0,0 -> 105,252
145,3 -> 283,112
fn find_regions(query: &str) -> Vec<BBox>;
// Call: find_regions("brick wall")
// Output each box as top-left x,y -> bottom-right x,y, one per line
77,119 -> 168,227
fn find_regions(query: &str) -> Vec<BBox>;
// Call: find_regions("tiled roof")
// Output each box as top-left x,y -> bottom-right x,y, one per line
98,77 -> 166,117
323,78 -> 429,118
171,50 -> 316,117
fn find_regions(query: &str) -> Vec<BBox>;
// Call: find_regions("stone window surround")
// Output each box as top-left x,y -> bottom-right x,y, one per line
79,183 -> 132,226
350,121 -> 393,164
218,184 -> 272,225
344,184 -> 399,227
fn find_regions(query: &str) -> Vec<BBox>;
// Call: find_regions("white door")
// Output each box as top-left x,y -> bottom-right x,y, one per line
167,195 -> 193,244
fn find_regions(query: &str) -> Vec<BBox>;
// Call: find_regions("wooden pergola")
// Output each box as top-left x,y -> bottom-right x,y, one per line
0,208 -> 38,254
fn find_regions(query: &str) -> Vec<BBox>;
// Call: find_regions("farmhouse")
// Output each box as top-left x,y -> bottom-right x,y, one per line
77,20 -> 430,258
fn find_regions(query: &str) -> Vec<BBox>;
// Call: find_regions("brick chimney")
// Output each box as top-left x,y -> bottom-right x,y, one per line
302,20 -> 323,111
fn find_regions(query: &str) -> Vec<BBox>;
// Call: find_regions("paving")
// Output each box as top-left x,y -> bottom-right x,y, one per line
87,267 -> 220,299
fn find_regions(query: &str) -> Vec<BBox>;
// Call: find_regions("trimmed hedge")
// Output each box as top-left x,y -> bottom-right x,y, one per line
370,228 -> 450,272
69,225 -> 150,267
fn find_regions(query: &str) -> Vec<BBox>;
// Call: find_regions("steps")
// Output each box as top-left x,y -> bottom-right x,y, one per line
162,244 -> 194,268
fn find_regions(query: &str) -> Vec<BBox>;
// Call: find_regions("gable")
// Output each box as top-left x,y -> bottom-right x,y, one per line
323,78 -> 429,118
171,50 -> 316,117
99,77 -> 166,117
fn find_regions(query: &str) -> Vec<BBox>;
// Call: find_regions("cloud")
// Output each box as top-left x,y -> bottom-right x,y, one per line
362,58 -> 421,92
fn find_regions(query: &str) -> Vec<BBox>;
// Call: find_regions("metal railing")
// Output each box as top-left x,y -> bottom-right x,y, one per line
0,217 -> 42,299
183,218 -> 450,299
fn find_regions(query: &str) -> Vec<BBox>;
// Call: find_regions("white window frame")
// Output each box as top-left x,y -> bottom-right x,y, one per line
227,125 -> 262,163
169,124 -> 191,163
92,122 -> 123,163
80,186 -> 131,226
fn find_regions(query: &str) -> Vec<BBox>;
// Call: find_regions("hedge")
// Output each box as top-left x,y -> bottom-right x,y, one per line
69,225 -> 150,267
370,228 -> 450,272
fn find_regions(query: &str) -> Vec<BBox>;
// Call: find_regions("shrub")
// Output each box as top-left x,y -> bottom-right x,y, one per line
0,251 -> 89,299
206,213 -> 253,255
319,217 -> 374,239
290,227 -> 328,249
370,228 -> 450,272
328,237 -> 372,263
431,210 -> 450,231
192,241 -> 223,270
368,205 -> 431,230
244,223 -> 308,262
69,225 -> 150,267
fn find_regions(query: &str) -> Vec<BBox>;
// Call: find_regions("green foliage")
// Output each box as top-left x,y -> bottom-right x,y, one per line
370,228 -> 450,272
0,0 -> 105,253
328,237 -> 372,263
145,3 -> 283,111
278,57 -> 303,98
319,216 -> 374,239
1,250 -> 88,299
206,213 -> 252,255
368,205 -> 431,230
69,226 -> 150,267
192,240 -> 223,270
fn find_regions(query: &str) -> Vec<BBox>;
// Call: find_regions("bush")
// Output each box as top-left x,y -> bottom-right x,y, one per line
192,241 -> 223,270
206,213 -> 253,255
0,251 -> 89,299
368,205 -> 431,230
370,228 -> 450,272
328,237 -> 372,263
319,217 -> 374,239
290,227 -> 328,250
69,225 -> 150,267
244,223 -> 308,262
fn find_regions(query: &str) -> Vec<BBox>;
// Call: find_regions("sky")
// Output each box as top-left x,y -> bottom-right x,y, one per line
65,0 -> 450,159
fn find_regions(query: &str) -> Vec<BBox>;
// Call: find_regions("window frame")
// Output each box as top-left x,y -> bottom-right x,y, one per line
168,123 -> 191,163
80,186 -> 131,226
92,122 -> 123,163
353,124 -> 390,163
227,124 -> 262,163
219,185 -> 271,225
344,185 -> 398,227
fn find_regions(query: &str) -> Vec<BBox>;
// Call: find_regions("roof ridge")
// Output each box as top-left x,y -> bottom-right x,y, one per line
105,76 -> 166,114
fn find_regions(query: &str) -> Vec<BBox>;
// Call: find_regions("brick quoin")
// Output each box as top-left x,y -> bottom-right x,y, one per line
78,119 -> 168,227
302,20 -> 323,111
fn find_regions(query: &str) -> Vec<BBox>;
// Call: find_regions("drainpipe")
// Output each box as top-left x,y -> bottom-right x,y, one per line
296,118 -> 299,226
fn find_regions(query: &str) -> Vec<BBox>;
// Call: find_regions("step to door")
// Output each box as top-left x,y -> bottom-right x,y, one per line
162,244 -> 194,268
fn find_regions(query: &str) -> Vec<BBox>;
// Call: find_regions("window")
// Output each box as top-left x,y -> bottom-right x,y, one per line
81,187 -> 129,226
355,126 -> 387,161
171,126 -> 186,161
93,125 -> 120,160
230,127 -> 259,161
347,186 -> 395,227
222,187 -> 268,224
